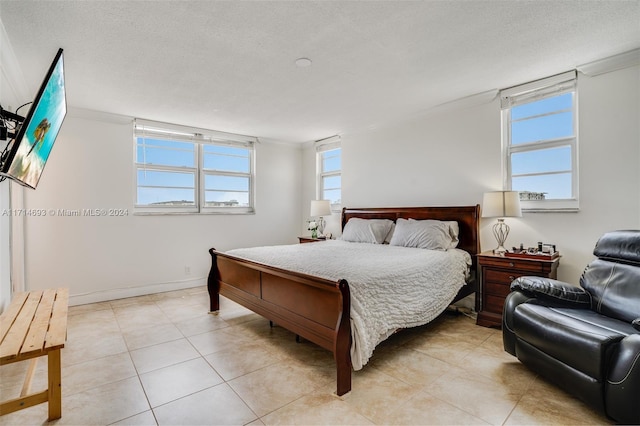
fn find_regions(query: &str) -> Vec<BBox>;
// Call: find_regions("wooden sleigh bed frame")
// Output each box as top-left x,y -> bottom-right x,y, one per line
207,205 -> 480,396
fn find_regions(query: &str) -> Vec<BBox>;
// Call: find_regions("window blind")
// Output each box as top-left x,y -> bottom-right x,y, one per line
134,119 -> 257,147
315,135 -> 341,153
500,70 -> 577,109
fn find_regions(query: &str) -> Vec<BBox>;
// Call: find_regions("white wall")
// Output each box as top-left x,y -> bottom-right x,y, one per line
21,110 -> 303,305
304,64 -> 640,284
0,18 -> 30,312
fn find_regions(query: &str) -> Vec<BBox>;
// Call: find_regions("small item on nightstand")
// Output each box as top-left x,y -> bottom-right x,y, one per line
508,242 -> 559,259
308,220 -> 318,238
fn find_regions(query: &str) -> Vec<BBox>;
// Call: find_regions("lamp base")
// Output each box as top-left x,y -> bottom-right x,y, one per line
492,219 -> 510,255
317,217 -> 326,235
493,245 -> 508,254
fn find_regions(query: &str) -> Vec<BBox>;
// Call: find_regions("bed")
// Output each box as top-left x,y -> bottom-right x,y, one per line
207,205 -> 480,396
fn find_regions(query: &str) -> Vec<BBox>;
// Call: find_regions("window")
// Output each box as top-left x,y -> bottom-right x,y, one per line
316,136 -> 341,211
501,71 -> 578,211
134,119 -> 256,214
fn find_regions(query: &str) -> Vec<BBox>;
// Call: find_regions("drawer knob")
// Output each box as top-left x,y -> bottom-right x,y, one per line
509,276 -> 515,281
509,262 -> 515,267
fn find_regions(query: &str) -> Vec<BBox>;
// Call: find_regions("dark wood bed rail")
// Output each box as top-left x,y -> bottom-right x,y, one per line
208,204 -> 480,396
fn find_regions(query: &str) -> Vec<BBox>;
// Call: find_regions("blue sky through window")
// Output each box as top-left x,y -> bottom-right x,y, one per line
513,173 -> 572,199
512,146 -> 571,175
203,145 -> 250,173
320,148 -> 341,205
322,150 -> 341,172
136,137 -> 252,207
136,138 -> 195,168
511,93 -> 572,120
509,91 -> 575,200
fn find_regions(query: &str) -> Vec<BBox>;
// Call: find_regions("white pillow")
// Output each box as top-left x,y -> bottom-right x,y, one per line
384,222 -> 395,244
409,219 -> 459,248
389,219 -> 453,250
341,218 -> 394,244
447,221 -> 460,248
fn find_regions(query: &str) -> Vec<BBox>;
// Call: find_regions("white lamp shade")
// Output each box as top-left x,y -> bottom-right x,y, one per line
310,200 -> 332,217
482,191 -> 522,218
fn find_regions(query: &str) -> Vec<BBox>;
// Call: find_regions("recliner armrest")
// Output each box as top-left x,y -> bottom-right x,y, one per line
502,291 -> 533,356
606,334 -> 640,423
510,276 -> 592,308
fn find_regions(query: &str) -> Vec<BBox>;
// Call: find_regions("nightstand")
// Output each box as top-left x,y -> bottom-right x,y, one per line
476,251 -> 560,328
298,236 -> 326,244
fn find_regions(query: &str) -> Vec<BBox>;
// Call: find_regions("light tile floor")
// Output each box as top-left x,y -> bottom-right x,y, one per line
0,286 -> 611,425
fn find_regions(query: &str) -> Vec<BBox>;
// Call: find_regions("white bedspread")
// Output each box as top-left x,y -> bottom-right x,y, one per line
225,240 -> 471,370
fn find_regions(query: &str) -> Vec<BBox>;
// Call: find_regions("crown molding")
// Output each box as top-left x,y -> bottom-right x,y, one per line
577,48 -> 640,77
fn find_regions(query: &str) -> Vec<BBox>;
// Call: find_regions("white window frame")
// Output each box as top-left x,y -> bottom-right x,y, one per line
501,71 -> 579,212
134,119 -> 256,215
316,136 -> 341,212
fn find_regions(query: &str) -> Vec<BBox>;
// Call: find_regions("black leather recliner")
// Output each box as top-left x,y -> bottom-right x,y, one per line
503,230 -> 640,424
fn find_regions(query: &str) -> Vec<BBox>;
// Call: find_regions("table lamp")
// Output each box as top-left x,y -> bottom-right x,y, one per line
482,191 -> 522,254
310,200 -> 332,236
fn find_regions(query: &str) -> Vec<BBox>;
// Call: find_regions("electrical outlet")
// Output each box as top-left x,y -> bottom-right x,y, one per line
184,266 -> 191,275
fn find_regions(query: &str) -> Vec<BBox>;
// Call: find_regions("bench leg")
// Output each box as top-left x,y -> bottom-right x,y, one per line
47,349 -> 62,420
20,358 -> 38,397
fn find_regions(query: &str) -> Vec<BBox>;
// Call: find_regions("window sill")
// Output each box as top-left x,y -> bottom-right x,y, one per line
134,209 -> 255,216
523,207 -> 580,213
520,199 -> 579,213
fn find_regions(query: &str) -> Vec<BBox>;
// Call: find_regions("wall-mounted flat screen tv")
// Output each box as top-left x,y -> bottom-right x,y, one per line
0,48 -> 66,189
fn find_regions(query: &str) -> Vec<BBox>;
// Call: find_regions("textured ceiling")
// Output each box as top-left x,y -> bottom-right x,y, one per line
1,1 -> 639,143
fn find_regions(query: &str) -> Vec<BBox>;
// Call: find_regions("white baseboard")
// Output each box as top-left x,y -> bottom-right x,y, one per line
68,276 -> 207,306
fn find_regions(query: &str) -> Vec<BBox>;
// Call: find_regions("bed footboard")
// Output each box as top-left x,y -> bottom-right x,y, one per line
208,248 -> 352,396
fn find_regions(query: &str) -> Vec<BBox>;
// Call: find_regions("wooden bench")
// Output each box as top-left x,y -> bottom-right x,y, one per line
0,288 -> 69,420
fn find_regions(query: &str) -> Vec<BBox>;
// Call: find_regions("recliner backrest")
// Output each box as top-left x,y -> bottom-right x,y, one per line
580,230 -> 640,323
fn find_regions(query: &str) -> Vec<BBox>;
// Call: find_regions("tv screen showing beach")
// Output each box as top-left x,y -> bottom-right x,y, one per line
5,50 -> 66,189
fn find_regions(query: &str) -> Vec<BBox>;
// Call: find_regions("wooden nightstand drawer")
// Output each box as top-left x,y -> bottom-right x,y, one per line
484,281 -> 512,298
480,257 -> 547,273
485,269 -> 521,286
484,294 -> 507,314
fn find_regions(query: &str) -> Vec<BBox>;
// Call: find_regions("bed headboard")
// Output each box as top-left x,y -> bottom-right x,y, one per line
341,205 -> 481,260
